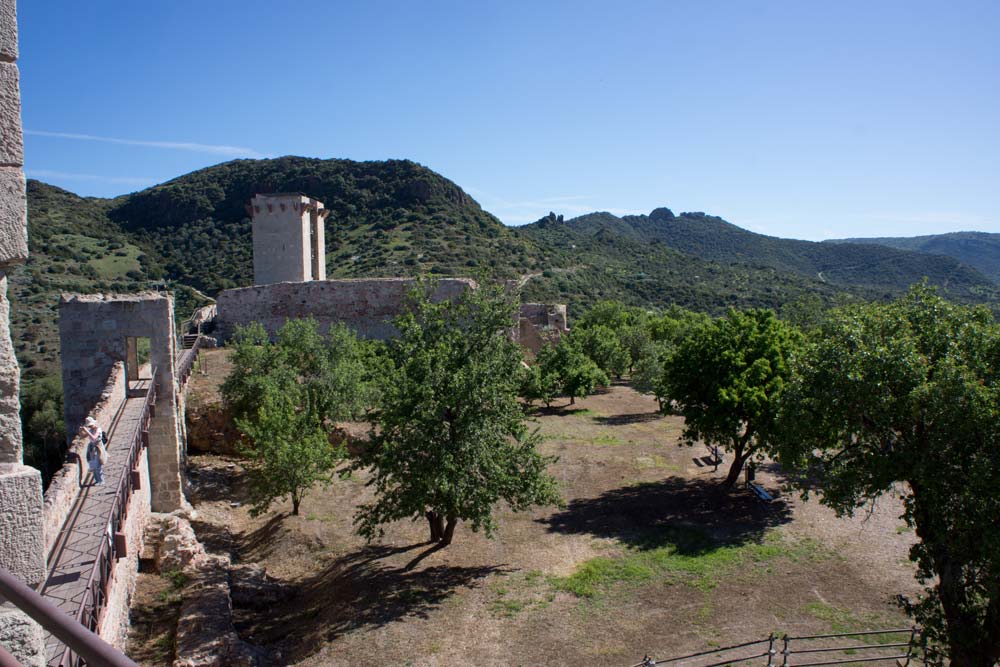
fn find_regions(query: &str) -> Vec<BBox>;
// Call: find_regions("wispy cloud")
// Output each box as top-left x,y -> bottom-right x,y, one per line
466,186 -> 643,225
25,168 -> 158,187
25,129 -> 265,158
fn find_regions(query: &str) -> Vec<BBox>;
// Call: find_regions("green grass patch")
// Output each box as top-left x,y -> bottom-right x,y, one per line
157,570 -> 189,603
804,602 -> 910,643
553,528 -> 823,599
488,569 -> 555,618
635,454 -> 679,471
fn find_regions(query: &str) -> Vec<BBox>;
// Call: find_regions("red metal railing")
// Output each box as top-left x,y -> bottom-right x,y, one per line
54,372 -> 158,667
0,565 -> 138,667
175,336 -> 202,388
634,628 -> 921,667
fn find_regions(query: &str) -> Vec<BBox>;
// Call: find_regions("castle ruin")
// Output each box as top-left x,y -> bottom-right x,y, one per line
216,193 -> 569,346
249,193 -> 328,285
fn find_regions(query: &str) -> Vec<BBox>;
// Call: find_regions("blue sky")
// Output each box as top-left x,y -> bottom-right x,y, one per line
19,1 -> 999,241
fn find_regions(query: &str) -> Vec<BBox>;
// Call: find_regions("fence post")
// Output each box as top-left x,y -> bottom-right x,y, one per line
766,634 -> 776,667
781,635 -> 790,667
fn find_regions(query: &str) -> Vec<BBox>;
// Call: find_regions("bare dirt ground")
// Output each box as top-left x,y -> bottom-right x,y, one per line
135,348 -> 920,667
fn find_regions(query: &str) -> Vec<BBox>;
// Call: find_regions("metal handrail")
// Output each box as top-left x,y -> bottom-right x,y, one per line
0,643 -> 23,667
637,628 -> 921,667
175,335 -> 202,388
56,372 -> 157,667
0,566 -> 138,667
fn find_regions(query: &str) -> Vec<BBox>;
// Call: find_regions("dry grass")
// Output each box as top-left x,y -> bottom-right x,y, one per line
174,359 -> 919,667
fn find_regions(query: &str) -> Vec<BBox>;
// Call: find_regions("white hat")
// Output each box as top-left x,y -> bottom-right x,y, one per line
85,416 -> 97,426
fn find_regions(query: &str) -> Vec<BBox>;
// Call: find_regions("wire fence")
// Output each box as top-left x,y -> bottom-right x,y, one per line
634,628 -> 923,667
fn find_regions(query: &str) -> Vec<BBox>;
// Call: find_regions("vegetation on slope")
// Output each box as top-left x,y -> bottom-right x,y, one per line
108,156 -> 547,293
827,231 -> 1000,284
518,208 -> 998,304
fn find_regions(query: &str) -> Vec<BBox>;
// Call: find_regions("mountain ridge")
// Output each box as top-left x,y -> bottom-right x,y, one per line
13,156 -> 999,379
825,231 -> 1000,284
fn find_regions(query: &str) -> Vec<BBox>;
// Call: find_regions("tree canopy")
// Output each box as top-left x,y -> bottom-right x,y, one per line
776,286 -> 1000,667
665,308 -> 802,487
353,281 -> 561,546
222,318 -> 371,516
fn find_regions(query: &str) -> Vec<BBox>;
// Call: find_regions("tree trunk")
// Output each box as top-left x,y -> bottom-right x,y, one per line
292,494 -> 300,515
440,515 -> 458,546
722,444 -> 749,489
570,395 -> 576,405
426,511 -> 446,542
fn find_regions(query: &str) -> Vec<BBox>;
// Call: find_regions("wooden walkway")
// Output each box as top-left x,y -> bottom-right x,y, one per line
38,385 -> 150,666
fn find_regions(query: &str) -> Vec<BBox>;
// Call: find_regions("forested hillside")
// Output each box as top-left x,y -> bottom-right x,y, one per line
108,156 -> 545,294
15,157 -> 999,380
827,232 -> 1000,284
518,208 -> 998,303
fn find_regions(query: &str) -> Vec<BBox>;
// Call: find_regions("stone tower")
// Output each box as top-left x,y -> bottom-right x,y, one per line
249,193 -> 328,285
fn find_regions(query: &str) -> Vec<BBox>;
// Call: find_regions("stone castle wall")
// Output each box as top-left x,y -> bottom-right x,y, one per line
216,278 -> 477,341
59,293 -> 184,512
42,362 -> 126,553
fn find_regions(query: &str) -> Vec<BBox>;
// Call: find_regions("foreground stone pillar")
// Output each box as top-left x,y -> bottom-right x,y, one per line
0,273 -> 22,464
0,463 -> 45,667
0,2 -> 49,662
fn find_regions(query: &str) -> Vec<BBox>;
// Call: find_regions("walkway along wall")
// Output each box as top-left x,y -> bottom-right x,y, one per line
98,444 -> 150,650
58,293 -> 184,512
42,362 -> 126,553
0,0 -> 48,664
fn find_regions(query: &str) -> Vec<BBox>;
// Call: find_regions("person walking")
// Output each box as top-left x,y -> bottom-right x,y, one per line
82,416 -> 107,486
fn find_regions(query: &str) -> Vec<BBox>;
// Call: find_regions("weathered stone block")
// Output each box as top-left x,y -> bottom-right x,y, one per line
0,0 -> 16,62
0,63 -> 20,166
0,272 -> 20,463
0,464 -> 45,585
0,167 -> 25,265
0,606 -> 44,667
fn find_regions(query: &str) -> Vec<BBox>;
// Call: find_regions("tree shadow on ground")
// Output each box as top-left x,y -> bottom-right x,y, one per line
540,476 -> 793,551
239,542 -> 508,664
532,404 -> 592,417
758,459 -> 823,494
186,456 -> 250,503
239,513 -> 288,558
593,411 -> 664,426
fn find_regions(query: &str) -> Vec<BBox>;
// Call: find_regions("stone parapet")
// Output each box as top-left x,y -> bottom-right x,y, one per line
42,362 -> 126,553
216,277 -> 476,342
0,0 -> 15,63
0,63 -> 21,168
0,607 -> 44,667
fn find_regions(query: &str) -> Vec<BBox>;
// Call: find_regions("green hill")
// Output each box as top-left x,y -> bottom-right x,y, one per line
513,211 -> 856,316
826,232 -> 1000,284
107,156 -> 545,294
14,158 -> 999,381
524,208 -> 997,301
